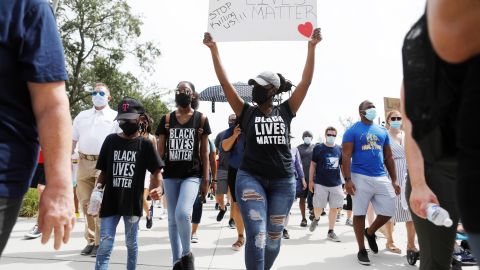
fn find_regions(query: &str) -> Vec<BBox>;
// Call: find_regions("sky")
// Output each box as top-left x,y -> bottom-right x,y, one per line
127,0 -> 426,145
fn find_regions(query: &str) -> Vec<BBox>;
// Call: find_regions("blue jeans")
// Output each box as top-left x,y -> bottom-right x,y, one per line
164,177 -> 200,264
95,215 -> 140,270
235,170 -> 296,270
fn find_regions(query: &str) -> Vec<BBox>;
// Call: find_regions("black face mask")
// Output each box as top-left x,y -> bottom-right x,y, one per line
120,121 -> 139,136
175,93 -> 192,108
252,85 -> 272,105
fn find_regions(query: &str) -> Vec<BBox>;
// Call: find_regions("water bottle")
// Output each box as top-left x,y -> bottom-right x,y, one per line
87,183 -> 104,216
426,203 -> 453,227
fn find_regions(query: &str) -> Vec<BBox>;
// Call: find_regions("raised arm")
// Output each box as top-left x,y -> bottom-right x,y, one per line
288,28 -> 322,114
203,33 -> 244,115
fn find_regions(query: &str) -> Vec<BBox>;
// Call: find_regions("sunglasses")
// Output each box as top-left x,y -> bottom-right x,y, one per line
175,88 -> 192,95
390,117 -> 402,121
91,91 -> 106,97
326,134 -> 337,137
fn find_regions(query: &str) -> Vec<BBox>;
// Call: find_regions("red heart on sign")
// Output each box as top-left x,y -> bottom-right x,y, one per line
298,22 -> 313,38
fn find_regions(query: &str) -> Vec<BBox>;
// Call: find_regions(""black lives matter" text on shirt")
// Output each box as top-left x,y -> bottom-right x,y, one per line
239,101 -> 295,179
96,134 -> 164,218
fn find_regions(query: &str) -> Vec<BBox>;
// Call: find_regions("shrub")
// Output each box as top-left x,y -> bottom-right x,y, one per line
19,188 -> 39,217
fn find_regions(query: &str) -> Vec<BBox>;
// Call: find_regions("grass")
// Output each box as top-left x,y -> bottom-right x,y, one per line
19,188 -> 39,217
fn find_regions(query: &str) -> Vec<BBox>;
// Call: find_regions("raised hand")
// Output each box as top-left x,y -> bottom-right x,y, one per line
203,32 -> 217,49
309,28 -> 322,46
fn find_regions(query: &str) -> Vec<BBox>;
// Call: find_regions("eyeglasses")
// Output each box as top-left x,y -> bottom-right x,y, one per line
390,117 -> 402,121
326,134 -> 337,137
91,91 -> 106,97
175,88 -> 192,95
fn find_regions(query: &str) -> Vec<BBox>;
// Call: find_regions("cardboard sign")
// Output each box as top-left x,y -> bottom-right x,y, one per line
383,97 -> 401,118
208,0 -> 317,42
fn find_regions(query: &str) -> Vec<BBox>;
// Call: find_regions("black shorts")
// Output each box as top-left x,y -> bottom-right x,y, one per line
296,188 -> 308,199
30,164 -> 45,188
227,166 -> 238,202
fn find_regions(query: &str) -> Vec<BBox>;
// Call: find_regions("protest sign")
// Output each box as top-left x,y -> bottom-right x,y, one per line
208,0 -> 317,42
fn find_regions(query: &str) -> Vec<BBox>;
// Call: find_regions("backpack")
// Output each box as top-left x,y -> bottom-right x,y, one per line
164,111 -> 207,171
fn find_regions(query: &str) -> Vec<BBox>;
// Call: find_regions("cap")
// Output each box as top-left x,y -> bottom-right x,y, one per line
302,131 -> 313,138
248,71 -> 281,89
115,97 -> 145,120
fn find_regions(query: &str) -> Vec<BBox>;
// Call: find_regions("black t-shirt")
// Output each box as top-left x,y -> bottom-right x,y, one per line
155,111 -> 212,179
96,134 -> 164,218
239,101 -> 295,178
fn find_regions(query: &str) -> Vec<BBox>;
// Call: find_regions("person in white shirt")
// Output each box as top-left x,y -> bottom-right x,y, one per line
72,83 -> 119,257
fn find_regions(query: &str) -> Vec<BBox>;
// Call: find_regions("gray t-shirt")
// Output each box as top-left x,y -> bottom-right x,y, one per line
297,143 -> 315,181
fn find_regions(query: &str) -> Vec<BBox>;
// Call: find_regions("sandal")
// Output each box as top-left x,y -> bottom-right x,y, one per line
232,235 -> 245,251
386,243 -> 402,254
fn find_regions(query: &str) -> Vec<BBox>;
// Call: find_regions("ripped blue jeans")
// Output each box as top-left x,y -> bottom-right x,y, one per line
95,215 -> 140,270
235,170 -> 296,270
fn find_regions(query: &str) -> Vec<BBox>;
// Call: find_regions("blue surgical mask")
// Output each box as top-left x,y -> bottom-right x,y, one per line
390,120 -> 402,129
92,95 -> 108,107
364,108 -> 377,121
303,137 -> 312,145
326,136 -> 336,145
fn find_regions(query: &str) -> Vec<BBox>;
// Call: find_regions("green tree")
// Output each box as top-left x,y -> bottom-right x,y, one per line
56,0 -> 168,119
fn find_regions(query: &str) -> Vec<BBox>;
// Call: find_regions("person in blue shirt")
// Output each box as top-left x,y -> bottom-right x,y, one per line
0,0 -> 74,255
222,118 -> 246,251
308,127 -> 343,242
342,100 -> 400,266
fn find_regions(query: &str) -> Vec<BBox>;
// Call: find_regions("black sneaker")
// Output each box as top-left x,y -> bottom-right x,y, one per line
181,252 -> 195,270
215,203 -> 219,210
321,211 -> 327,216
90,245 -> 99,257
283,229 -> 290,239
80,244 -> 94,255
357,249 -> 371,265
217,205 -> 227,222
226,202 -> 230,207
146,216 -> 153,229
364,228 -> 378,254
300,218 -> 308,227
228,218 -> 236,229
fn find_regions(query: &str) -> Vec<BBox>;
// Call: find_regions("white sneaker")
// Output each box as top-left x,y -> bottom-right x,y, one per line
327,231 -> 341,242
191,233 -> 198,243
25,224 -> 42,239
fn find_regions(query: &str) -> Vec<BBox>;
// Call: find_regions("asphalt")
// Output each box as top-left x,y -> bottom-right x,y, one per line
0,198 -> 476,270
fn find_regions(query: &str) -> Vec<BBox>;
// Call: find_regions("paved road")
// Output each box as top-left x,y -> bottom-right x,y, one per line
1,198 -> 475,270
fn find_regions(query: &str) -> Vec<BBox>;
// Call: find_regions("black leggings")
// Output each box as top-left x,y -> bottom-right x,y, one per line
0,197 -> 23,255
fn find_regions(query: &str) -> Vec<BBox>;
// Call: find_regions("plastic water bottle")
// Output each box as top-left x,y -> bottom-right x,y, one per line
87,183 -> 104,216
426,203 -> 453,227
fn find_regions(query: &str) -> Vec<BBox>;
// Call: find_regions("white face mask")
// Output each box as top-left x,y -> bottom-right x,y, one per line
303,137 -> 312,145
92,95 -> 108,108
326,136 -> 336,145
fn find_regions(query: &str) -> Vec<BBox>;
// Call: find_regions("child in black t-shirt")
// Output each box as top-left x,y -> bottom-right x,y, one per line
94,97 -> 164,270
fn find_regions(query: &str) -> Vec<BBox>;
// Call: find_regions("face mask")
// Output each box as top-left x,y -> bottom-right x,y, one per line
252,85 -> 272,105
303,137 -> 312,145
175,93 -> 192,108
364,108 -> 377,121
326,136 -> 336,145
120,121 -> 139,136
390,120 -> 402,129
92,95 -> 108,107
